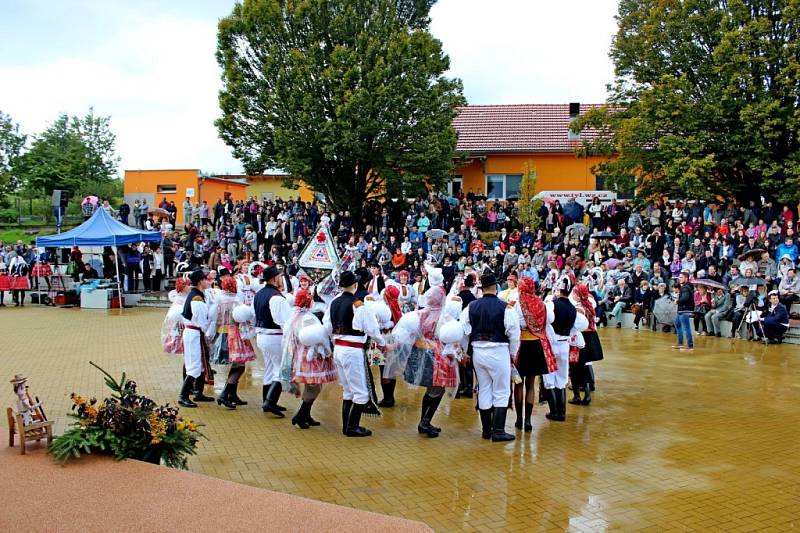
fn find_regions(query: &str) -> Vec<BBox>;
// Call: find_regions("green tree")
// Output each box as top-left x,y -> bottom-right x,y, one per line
16,110 -> 119,195
572,0 -> 800,203
215,0 -> 465,216
516,163 -> 541,230
0,111 -> 26,198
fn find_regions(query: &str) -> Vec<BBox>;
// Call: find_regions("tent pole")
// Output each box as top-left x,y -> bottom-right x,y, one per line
114,244 -> 123,314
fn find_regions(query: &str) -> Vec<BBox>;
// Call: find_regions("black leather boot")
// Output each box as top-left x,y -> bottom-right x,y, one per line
557,388 -> 567,421
479,409 -> 493,439
271,382 -> 286,411
586,365 -> 596,391
178,376 -> 197,408
544,388 -> 560,421
216,384 -> 236,409
305,399 -> 321,426
345,403 -> 372,437
378,379 -> 396,408
491,407 -> 515,442
229,383 -> 248,405
341,400 -> 353,435
262,382 -> 285,417
417,394 -> 442,438
568,366 -> 583,405
193,376 -> 214,402
262,383 -> 269,404
291,401 -> 312,429
524,402 -> 533,432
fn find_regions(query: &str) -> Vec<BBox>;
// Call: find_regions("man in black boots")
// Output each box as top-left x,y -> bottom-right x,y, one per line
254,266 -> 292,417
456,273 -> 477,399
460,273 -> 521,442
324,271 -> 385,437
543,276 -> 588,422
179,269 -> 215,407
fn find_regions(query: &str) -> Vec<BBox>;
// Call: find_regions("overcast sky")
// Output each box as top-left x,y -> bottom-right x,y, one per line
0,0 -> 619,175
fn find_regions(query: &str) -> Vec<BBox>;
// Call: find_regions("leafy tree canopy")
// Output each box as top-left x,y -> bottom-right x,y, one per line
216,0 -> 465,215
572,0 -> 800,204
0,111 -> 26,196
15,108 -> 119,195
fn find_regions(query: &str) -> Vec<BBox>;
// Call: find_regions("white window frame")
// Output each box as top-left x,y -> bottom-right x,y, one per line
157,184 -> 177,194
448,176 -> 463,196
486,174 -> 522,200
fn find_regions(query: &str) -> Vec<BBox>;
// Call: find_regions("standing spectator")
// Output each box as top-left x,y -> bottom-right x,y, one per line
118,201 -> 130,225
673,271 -> 695,350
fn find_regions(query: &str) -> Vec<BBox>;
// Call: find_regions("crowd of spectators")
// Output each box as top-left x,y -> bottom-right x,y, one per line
3,191 -> 799,342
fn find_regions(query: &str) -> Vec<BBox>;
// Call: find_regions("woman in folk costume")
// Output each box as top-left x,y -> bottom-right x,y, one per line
395,270 -> 417,313
569,282 -> 604,405
161,276 -> 191,355
513,278 -> 556,432
8,254 -> 30,306
210,276 -> 256,409
391,270 -> 462,438
367,285 -> 402,408
279,288 -> 337,429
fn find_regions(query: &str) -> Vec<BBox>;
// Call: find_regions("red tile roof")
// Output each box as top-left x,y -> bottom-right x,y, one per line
453,104 -> 605,153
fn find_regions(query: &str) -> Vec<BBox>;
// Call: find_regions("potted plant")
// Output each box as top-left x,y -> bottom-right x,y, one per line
49,362 -> 203,469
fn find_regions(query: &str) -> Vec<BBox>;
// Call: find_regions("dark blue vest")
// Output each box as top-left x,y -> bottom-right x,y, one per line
254,285 -> 282,329
181,288 -> 204,321
330,293 -> 365,336
552,297 -> 577,336
468,294 -> 509,343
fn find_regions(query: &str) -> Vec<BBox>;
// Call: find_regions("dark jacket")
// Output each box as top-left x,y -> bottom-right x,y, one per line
677,283 -> 694,313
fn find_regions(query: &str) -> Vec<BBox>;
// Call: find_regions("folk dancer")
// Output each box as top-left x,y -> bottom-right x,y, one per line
374,285 -> 402,408
324,271 -> 385,437
513,278 -> 556,431
543,276 -> 589,422
455,273 -> 478,399
161,276 -> 191,356
179,270 -> 216,407
460,273 -> 521,442
211,276 -> 257,409
254,266 -> 292,417
279,289 -> 337,428
395,270 -> 417,313
392,282 -> 462,438
569,283 -> 604,406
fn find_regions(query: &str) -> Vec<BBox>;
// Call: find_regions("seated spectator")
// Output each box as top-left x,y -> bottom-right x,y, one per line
632,280 -> 653,330
704,287 -> 732,338
778,267 -> 799,310
608,278 -> 632,328
757,291 -> 790,343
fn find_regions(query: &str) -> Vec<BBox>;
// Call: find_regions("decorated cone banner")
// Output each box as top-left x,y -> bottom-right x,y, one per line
298,223 -> 340,283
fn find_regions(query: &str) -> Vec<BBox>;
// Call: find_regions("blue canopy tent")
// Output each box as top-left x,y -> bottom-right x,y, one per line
36,209 -> 162,309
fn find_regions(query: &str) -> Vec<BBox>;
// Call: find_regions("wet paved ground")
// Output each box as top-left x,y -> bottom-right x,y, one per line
1,306 -> 798,531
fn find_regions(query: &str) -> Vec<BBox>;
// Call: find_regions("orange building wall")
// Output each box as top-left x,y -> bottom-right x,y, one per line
455,153 -> 609,196
199,179 -> 248,204
124,169 -> 200,205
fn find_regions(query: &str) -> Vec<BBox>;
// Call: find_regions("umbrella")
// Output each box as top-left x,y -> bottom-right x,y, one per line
738,248 -> 767,262
603,258 -> 621,269
728,276 -> 767,288
148,207 -> 170,218
691,278 -> 727,290
594,231 -> 615,239
565,223 -> 588,236
653,296 -> 677,326
426,229 -> 447,240
82,195 -> 98,206
542,197 -> 556,205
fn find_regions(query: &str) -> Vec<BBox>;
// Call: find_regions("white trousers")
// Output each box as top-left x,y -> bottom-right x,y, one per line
333,346 -> 369,404
473,345 -> 511,409
543,335 -> 570,389
182,329 -> 203,379
257,333 -> 283,385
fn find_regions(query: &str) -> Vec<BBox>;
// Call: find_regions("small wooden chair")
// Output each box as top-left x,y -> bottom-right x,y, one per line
6,407 -> 54,455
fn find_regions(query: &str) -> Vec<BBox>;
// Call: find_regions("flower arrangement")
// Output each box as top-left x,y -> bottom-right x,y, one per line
49,362 -> 203,469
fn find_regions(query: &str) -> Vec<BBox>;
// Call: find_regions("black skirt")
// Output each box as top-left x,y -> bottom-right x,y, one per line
516,339 -> 550,377
579,330 -> 604,363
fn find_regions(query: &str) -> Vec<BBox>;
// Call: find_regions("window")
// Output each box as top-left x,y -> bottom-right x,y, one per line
157,184 -> 177,194
506,174 -> 522,200
486,174 -> 522,200
486,175 -> 505,199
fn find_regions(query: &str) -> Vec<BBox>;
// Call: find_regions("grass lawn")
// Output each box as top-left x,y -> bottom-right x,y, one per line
0,225 -> 75,244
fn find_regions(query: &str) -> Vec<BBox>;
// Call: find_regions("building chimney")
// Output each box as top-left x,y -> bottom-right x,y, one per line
569,102 -> 580,118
